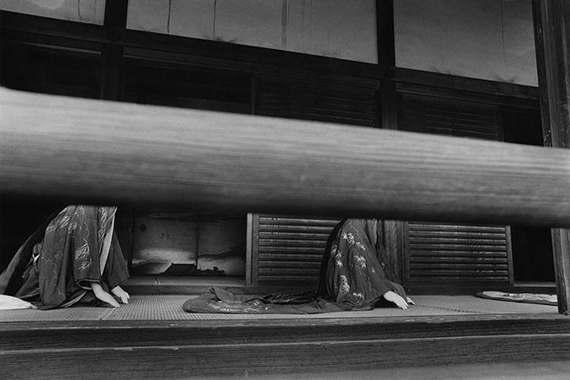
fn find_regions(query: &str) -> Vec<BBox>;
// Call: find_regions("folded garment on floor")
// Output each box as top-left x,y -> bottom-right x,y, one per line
476,291 -> 557,306
182,287 -> 348,314
0,295 -> 37,310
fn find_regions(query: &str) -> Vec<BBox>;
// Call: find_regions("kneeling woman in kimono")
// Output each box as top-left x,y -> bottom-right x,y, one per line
183,218 -> 413,314
317,218 -> 413,310
0,205 -> 130,309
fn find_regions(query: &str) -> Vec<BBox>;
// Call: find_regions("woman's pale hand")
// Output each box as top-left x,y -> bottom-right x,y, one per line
383,290 -> 410,310
91,282 -> 120,308
406,297 -> 415,305
111,286 -> 130,304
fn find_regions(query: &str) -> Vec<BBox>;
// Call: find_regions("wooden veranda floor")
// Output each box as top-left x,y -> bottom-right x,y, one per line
1,286 -> 569,379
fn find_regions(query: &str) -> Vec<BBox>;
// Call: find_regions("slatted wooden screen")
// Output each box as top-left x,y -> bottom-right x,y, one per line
405,223 -> 512,286
257,74 -> 378,127
399,93 -> 504,139
399,93 -> 514,290
249,74 -> 377,286
251,215 -> 341,286
123,60 -> 252,114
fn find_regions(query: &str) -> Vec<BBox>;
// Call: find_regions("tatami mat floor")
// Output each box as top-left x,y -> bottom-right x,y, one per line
0,294 -> 558,322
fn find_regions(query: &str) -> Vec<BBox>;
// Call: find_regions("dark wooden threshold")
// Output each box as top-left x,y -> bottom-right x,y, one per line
0,313 -> 568,379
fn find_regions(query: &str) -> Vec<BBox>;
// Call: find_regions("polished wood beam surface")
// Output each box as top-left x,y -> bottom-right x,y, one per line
1,87 -> 570,227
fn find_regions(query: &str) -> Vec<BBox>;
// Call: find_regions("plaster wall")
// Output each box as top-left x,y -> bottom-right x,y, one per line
394,0 -> 538,86
127,0 -> 537,85
0,0 -> 105,24
126,0 -> 378,64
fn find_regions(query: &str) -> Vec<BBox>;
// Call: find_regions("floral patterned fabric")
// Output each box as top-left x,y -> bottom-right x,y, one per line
0,206 -> 129,309
318,219 -> 406,310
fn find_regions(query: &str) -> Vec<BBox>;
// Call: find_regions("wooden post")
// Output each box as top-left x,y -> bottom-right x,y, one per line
100,0 -> 132,265
99,0 -> 128,101
0,12 -> 4,87
376,0 -> 404,284
533,0 -> 570,315
376,0 -> 395,68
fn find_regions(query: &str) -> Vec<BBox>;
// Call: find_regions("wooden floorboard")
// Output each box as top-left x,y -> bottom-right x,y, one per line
1,312 -> 569,378
2,334 -> 569,378
0,291 -> 567,378
1,313 -> 569,349
231,361 -> 570,380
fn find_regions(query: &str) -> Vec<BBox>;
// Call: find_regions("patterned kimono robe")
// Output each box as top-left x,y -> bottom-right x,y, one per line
183,218 -> 407,314
0,206 -> 129,309
318,218 -> 406,310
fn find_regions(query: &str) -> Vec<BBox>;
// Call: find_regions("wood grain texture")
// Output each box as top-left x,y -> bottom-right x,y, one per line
0,316 -> 569,378
533,0 -> 570,315
1,87 -> 570,227
552,228 -> 570,314
1,336 -> 569,379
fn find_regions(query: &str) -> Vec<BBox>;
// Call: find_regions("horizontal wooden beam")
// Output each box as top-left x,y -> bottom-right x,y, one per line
1,316 -> 570,377
1,87 -> 570,227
